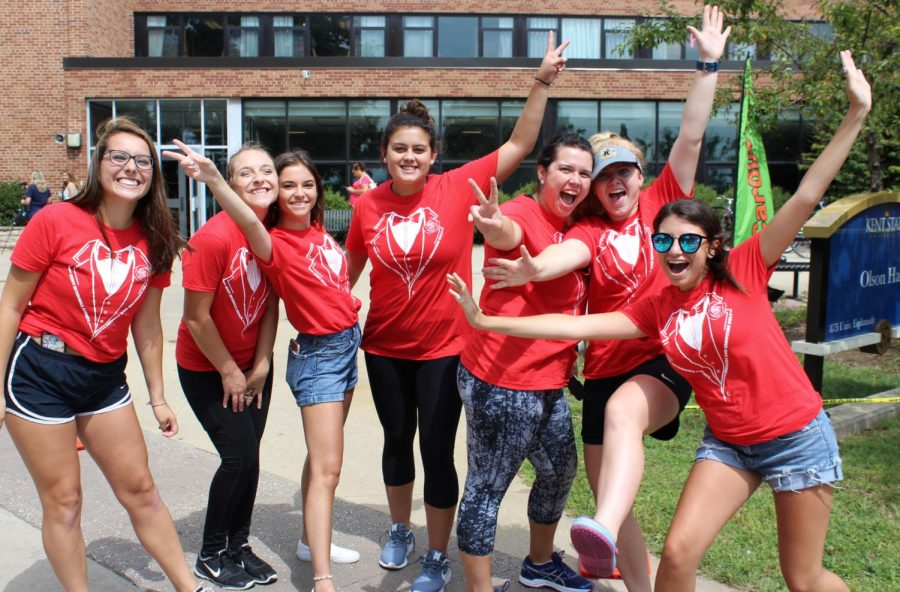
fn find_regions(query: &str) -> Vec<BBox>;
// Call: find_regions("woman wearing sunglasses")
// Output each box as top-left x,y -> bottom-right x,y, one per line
484,6 -> 728,585
0,118 -> 212,592
448,50 -> 868,592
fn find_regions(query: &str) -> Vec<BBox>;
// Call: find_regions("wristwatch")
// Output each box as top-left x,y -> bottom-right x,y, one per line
696,60 -> 720,73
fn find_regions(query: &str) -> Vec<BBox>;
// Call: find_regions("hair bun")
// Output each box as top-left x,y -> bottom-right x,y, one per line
400,99 -> 434,126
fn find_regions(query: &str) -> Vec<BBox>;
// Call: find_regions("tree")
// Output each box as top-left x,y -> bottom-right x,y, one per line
630,0 -> 898,194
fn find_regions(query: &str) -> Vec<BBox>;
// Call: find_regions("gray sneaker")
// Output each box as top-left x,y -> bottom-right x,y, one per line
411,549 -> 451,592
378,523 -> 415,570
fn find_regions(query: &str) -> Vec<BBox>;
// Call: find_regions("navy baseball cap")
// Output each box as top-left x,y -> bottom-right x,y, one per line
592,145 -> 643,179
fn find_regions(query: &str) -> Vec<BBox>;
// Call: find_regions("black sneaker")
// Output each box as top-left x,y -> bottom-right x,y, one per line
193,551 -> 255,590
231,544 -> 278,585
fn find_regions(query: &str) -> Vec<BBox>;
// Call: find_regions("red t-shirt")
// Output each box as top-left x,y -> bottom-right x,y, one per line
346,151 -> 498,359
12,202 -> 171,363
623,234 -> 822,445
567,163 -> 691,378
462,195 -> 586,389
176,212 -> 272,372
259,224 -> 360,335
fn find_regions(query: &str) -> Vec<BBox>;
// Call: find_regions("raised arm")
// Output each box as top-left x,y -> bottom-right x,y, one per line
163,140 -> 274,262
482,239 -> 592,289
447,273 -> 644,341
496,32 -> 570,181
667,4 -> 730,193
759,50 -> 871,266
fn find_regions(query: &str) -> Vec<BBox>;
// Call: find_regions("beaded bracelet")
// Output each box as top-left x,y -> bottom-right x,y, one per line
312,574 -> 333,581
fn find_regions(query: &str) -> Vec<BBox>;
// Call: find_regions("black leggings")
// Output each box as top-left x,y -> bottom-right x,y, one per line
364,353 -> 462,509
178,365 -> 273,555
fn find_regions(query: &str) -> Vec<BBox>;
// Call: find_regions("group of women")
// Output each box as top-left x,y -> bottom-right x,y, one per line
0,5 -> 868,592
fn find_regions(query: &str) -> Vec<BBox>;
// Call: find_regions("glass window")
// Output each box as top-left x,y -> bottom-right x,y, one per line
160,100 -> 201,144
441,101 -> 499,161
483,17 -> 513,58
651,20 -> 682,59
728,40 -> 756,60
147,15 -> 180,57
500,101 -> 538,159
289,101 -> 347,159
354,16 -> 385,57
705,165 -> 735,192
184,16 -> 224,57
557,101 -> 598,138
438,16 -> 478,57
349,100 -> 390,160
316,164 -> 345,194
203,149 -> 228,217
404,16 -> 434,57
204,100 -> 227,145
227,15 -> 259,57
116,100 -> 158,138
527,18 -> 558,58
561,18 -> 601,59
601,101 -> 654,161
657,102 -> 684,163
274,15 -> 305,57
502,165 -> 537,197
704,104 -> 739,162
309,15 -> 351,57
762,107 -> 801,161
89,101 -> 113,145
245,101 -> 286,154
604,19 -> 634,59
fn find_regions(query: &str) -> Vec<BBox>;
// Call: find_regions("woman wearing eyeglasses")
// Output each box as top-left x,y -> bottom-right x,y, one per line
0,118 -> 212,592
449,50 -> 868,592
484,6 -> 728,585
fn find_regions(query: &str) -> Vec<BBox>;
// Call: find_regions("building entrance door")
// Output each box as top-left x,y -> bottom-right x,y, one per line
161,154 -> 201,239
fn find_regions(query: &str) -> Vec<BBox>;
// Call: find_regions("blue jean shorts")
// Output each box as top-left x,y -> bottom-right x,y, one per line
286,323 -> 360,407
695,408 -> 843,492
4,332 -> 131,424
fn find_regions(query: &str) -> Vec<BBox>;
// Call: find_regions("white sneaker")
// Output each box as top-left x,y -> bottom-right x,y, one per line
296,539 -> 361,564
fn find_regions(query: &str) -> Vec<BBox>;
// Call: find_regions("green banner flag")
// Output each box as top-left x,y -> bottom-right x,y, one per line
734,58 -> 774,246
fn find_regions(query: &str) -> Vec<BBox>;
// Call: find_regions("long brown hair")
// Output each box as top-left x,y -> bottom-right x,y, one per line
275,150 -> 325,228
73,117 -> 185,273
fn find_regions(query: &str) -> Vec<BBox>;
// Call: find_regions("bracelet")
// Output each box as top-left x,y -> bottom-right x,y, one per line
312,574 -> 333,581
534,76 -> 552,87
696,60 -> 720,73
148,401 -> 168,408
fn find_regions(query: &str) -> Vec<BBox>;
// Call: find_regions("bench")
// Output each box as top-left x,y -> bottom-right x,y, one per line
775,261 -> 810,299
324,209 -> 353,238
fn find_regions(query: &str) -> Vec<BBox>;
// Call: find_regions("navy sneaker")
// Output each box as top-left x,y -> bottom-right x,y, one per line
519,551 -> 594,592
411,549 -> 451,592
379,523 -> 415,570
193,551 -> 255,591
231,544 -> 277,585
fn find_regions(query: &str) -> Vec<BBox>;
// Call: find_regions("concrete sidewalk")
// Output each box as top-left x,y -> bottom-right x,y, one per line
0,246 -> 744,591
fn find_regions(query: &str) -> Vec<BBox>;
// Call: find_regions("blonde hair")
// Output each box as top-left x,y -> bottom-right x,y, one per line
572,132 -> 647,221
31,170 -> 49,192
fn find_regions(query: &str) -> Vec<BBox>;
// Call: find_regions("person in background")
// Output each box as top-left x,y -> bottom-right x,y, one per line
448,50 -> 868,592
0,117 -> 211,592
22,170 -> 51,221
346,162 -> 376,208
62,171 -> 80,201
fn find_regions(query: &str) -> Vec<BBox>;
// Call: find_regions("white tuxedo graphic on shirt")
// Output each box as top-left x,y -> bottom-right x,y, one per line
307,234 -> 351,293
660,292 -> 732,400
222,247 -> 269,333
596,219 -> 653,298
372,208 -> 443,297
68,240 -> 151,339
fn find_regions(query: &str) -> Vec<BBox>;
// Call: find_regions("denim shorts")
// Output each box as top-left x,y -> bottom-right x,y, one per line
4,332 -> 131,424
695,408 -> 843,492
286,323 -> 360,407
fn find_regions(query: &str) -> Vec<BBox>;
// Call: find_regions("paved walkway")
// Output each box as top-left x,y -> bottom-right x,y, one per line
0,243 -> 761,592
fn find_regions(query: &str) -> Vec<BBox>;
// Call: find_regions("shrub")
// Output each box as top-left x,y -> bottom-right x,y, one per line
324,186 -> 351,210
0,182 -> 24,226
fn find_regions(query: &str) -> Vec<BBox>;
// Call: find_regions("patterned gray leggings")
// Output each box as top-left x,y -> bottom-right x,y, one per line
455,364 -> 577,556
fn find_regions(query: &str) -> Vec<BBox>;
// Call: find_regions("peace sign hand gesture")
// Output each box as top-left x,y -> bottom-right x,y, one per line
162,139 -> 225,186
535,30 -> 571,86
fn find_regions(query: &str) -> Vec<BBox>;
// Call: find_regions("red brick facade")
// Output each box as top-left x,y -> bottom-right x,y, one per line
1,1 -> 815,183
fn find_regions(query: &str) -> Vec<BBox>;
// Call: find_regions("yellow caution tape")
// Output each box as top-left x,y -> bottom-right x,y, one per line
684,396 -> 900,411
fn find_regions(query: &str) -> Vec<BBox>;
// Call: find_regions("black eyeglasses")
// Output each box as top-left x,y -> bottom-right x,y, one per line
104,150 -> 155,171
651,232 -> 708,254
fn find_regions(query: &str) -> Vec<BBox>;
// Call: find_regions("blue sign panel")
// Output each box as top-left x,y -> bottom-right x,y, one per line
825,204 -> 900,341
